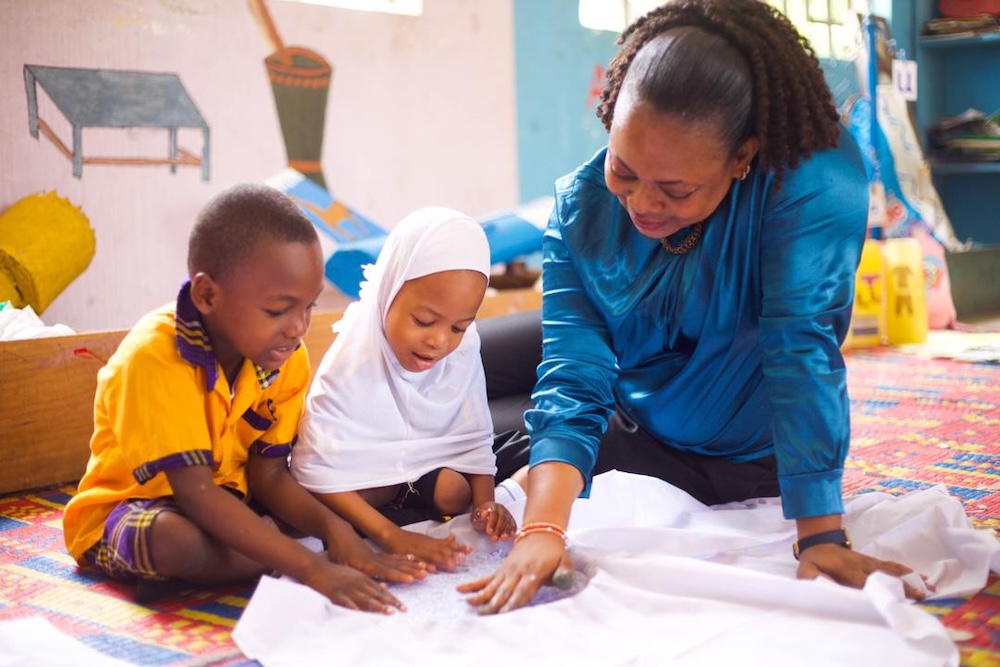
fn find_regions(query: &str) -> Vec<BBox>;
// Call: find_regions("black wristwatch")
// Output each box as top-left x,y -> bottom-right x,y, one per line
792,528 -> 852,560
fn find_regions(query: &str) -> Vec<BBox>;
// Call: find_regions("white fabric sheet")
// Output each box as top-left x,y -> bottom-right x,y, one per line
234,471 -> 999,667
0,616 -> 133,667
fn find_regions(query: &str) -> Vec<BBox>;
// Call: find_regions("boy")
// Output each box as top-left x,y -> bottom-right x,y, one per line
63,184 -> 423,612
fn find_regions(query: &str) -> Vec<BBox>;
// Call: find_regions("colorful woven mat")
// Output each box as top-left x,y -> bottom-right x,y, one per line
0,348 -> 997,666
844,347 -> 999,667
0,487 -> 255,666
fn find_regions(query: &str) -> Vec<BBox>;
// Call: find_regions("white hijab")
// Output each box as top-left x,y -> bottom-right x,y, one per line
291,207 -> 496,493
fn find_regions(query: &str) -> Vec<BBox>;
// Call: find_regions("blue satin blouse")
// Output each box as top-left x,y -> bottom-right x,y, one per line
525,134 -> 869,519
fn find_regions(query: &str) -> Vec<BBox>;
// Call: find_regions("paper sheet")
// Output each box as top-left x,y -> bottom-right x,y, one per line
234,471 -> 999,667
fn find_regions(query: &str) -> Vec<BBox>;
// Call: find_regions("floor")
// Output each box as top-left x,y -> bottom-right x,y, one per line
961,311 -> 1000,331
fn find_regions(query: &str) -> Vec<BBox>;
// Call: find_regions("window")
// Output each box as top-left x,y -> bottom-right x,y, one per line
578,0 -> 869,59
763,0 -> 868,59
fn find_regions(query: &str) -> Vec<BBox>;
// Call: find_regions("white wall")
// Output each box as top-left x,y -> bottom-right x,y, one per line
0,0 -> 517,331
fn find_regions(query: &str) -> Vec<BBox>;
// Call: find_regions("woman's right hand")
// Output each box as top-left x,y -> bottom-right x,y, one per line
301,558 -> 407,614
456,532 -> 573,614
385,531 -> 471,572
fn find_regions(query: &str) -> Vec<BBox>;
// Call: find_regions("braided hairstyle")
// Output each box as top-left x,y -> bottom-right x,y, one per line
596,0 -> 840,186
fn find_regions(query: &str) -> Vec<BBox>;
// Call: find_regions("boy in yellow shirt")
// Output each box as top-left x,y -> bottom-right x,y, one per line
63,184 -> 424,612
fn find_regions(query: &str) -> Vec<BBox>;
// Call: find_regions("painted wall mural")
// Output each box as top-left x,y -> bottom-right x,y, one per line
0,1 -> 518,332
24,65 -> 210,181
249,0 -> 387,298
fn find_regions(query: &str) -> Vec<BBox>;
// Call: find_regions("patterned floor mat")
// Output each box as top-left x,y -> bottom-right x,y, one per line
1,348 -> 997,666
844,347 -> 999,667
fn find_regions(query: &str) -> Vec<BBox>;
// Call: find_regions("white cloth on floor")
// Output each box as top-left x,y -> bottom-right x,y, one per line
233,471 -> 998,667
0,616 -> 132,667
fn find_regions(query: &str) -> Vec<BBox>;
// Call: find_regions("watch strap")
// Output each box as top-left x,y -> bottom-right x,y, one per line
793,528 -> 851,560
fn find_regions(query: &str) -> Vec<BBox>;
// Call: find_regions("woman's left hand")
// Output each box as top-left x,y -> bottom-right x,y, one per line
796,544 -> 932,599
470,501 -> 516,541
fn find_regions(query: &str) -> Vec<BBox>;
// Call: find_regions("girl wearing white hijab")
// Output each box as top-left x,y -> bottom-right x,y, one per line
292,207 -> 518,570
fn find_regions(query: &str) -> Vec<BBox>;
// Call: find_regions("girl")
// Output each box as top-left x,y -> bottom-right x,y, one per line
291,207 -> 519,571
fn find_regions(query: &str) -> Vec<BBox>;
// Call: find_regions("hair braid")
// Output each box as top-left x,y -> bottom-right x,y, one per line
596,0 -> 841,185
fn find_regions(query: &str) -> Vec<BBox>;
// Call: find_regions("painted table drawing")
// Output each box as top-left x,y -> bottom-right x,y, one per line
24,65 -> 210,180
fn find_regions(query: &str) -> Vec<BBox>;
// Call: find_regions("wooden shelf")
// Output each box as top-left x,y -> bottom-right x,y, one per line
929,160 -> 1000,175
919,32 -> 1000,49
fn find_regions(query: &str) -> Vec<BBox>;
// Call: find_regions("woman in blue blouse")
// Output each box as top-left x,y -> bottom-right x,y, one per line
461,0 -> 923,613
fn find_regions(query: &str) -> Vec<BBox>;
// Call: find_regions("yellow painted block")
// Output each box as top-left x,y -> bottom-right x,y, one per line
0,269 -> 20,306
0,191 -> 96,313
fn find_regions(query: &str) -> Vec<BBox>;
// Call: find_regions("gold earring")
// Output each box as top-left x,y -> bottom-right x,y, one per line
739,163 -> 751,181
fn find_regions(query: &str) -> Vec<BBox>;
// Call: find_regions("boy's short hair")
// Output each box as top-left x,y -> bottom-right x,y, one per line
187,183 -> 319,281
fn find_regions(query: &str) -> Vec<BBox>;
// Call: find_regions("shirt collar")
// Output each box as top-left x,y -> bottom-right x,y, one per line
174,280 -> 280,392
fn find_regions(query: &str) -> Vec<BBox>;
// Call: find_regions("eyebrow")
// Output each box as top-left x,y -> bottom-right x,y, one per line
612,153 -> 690,187
266,287 -> 322,304
416,306 -> 475,322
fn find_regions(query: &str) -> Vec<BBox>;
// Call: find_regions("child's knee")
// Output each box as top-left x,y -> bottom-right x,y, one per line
433,469 -> 472,515
149,511 -> 266,582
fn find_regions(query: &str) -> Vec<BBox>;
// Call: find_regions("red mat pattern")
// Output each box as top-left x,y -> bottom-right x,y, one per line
0,488 -> 254,666
844,347 -> 1000,667
0,348 -> 997,666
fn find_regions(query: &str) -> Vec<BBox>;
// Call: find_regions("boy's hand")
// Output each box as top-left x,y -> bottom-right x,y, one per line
300,558 -> 407,614
385,531 -> 471,572
471,501 -> 516,541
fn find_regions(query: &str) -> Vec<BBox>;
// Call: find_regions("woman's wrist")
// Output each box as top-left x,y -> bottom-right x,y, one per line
514,521 -> 568,547
795,514 -> 843,539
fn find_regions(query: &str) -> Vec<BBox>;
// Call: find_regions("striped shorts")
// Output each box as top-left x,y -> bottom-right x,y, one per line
83,497 -> 181,582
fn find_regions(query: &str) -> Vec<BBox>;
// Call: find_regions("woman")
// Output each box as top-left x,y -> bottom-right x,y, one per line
460,0 -> 923,614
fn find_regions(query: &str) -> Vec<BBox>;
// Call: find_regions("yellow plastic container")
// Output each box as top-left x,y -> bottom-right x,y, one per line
882,237 -> 928,345
849,239 -> 886,348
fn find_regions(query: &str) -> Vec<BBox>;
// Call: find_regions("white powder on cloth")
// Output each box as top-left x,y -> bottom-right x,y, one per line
388,545 -> 591,619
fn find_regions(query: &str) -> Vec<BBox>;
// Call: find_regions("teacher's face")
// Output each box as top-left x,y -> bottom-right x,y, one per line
605,89 -> 757,241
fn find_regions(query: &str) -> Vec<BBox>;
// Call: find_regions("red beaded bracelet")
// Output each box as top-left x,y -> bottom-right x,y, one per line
514,521 -> 568,546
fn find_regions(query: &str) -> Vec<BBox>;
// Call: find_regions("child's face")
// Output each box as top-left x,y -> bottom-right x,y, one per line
197,240 -> 324,377
384,269 -> 488,373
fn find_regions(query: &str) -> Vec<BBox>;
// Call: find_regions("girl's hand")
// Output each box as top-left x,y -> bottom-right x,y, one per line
330,540 -> 429,584
385,531 -> 471,572
456,531 -> 572,614
470,501 -> 517,541
797,545 -> 932,600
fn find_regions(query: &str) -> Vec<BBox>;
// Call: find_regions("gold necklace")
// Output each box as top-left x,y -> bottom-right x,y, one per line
660,221 -> 704,255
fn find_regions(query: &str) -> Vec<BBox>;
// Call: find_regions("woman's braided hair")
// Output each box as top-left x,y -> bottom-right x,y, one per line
596,0 -> 841,185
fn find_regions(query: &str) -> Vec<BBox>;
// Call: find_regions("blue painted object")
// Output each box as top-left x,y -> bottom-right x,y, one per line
326,198 -> 552,298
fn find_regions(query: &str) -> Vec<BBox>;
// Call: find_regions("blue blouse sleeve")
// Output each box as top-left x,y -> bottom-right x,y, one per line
525,183 -> 619,496
757,136 -> 868,519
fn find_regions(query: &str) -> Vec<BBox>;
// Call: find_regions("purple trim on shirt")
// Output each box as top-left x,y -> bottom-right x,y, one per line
242,406 -> 274,431
255,364 -> 280,389
174,281 -> 219,391
252,436 -> 296,459
133,449 -> 214,484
